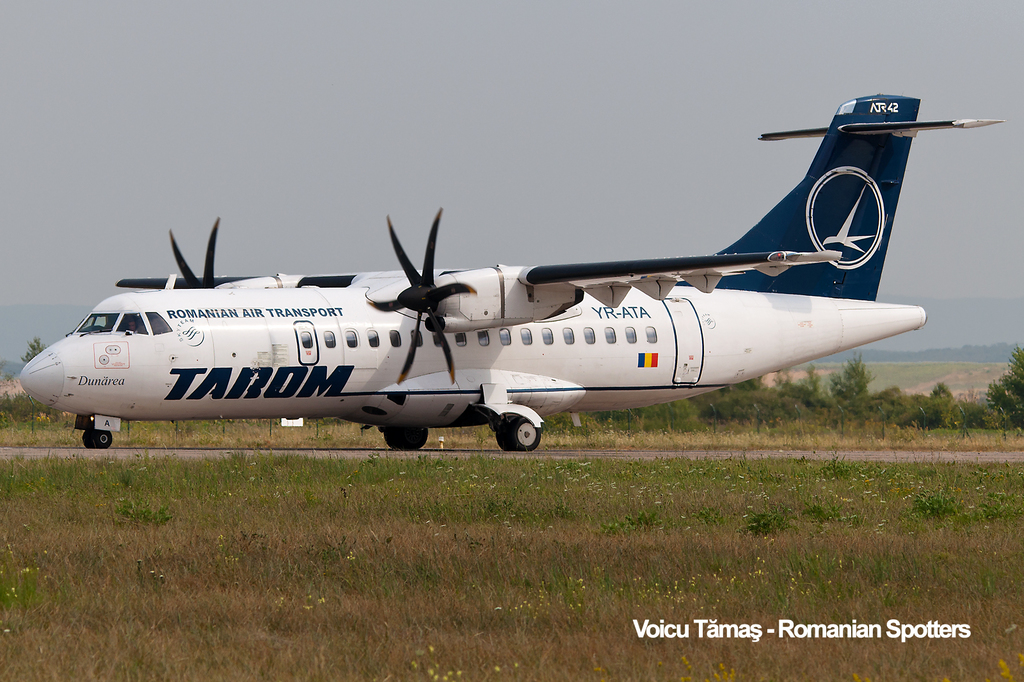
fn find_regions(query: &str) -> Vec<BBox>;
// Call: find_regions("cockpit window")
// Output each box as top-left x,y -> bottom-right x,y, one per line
145,312 -> 173,335
117,313 -> 149,335
77,313 -> 120,334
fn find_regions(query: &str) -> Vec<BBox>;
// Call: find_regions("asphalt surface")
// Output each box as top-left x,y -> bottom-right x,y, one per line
2,446 -> 1024,462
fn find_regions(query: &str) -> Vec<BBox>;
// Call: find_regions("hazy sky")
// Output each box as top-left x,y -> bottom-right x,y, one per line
1,1 -> 1018,308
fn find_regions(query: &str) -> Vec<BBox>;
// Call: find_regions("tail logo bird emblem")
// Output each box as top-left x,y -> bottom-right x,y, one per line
805,166 -> 886,270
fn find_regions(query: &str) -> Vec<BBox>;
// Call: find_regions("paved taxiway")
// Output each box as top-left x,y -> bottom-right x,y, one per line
2,447 -> 1024,462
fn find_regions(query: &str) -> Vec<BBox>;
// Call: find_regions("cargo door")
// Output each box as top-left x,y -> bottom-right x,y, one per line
664,297 -> 704,384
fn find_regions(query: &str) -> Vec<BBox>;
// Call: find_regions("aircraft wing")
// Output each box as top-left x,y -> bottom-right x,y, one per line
518,249 -> 840,307
117,275 -> 261,290
116,274 -> 359,290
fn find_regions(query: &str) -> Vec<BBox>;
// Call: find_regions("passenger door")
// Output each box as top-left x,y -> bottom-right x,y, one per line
293,321 -> 319,365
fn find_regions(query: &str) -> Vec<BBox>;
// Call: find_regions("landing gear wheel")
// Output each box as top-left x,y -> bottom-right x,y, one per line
494,426 -> 511,451
381,426 -> 429,450
82,429 -> 112,449
496,416 -> 541,452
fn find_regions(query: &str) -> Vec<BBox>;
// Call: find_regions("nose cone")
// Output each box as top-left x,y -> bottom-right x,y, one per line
20,350 -> 64,406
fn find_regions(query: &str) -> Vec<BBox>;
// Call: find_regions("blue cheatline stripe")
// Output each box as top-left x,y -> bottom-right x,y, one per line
337,383 -> 726,398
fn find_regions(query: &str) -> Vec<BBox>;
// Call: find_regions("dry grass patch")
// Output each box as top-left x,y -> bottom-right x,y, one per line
0,455 -> 1023,680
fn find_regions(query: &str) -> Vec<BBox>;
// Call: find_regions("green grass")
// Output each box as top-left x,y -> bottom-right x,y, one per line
0,454 -> 1023,679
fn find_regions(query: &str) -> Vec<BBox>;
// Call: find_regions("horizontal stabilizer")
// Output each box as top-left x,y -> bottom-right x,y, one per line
759,127 -> 829,141
761,119 -> 1003,141
838,119 -> 1004,137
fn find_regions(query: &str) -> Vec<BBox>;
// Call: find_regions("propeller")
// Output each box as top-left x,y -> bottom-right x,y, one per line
369,209 -> 475,384
169,218 -> 220,288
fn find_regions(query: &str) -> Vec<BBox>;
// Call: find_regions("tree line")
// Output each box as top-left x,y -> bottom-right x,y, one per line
583,348 -> 1024,434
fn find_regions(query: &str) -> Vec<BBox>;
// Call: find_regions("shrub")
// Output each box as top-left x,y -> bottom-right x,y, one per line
912,491 -> 958,519
745,506 -> 791,535
600,509 -> 661,534
116,500 -> 173,525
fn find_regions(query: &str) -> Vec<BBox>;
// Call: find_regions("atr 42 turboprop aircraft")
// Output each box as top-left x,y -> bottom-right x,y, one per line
21,95 -> 1001,451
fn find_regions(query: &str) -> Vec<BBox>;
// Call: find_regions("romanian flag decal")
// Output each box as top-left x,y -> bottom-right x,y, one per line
638,353 -> 658,368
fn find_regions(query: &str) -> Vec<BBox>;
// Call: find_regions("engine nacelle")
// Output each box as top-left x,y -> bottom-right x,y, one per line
434,267 -> 580,332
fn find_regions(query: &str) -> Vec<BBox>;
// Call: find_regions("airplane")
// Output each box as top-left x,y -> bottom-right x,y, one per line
20,95 -> 1001,451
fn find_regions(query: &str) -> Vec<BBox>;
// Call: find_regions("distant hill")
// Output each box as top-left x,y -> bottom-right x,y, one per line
779,362 -> 1007,398
819,343 -> 1017,364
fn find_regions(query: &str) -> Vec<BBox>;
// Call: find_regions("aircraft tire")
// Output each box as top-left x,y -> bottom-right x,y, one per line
382,426 -> 429,450
494,425 -> 511,451
82,429 -> 96,449
92,430 -> 113,449
498,416 -> 541,452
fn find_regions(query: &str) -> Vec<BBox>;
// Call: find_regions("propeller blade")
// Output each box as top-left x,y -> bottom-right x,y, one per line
169,230 -> 201,288
427,310 -> 456,383
426,282 -> 476,304
397,313 -> 423,384
421,208 -> 442,288
387,217 -> 422,286
368,298 -> 406,312
382,210 -> 472,384
203,218 -> 220,288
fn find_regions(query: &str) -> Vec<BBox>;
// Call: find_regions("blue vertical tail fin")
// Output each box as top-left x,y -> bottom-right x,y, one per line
717,95 -> 921,301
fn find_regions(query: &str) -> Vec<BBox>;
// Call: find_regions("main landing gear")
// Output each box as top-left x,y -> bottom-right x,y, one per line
379,417 -> 542,452
381,426 -> 430,450
494,415 -> 542,452
82,429 -> 112,449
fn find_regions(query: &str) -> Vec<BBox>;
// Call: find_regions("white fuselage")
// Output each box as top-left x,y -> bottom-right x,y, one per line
24,283 -> 925,427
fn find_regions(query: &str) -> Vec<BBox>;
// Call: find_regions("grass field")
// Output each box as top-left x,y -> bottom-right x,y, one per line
1,453 -> 1023,680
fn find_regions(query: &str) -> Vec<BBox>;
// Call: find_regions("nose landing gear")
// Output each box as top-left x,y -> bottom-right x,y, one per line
75,414 -> 117,449
82,429 -> 112,449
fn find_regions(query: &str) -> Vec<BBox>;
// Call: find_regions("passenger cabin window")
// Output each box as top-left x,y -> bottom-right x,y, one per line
625,327 -> 637,344
433,333 -> 443,347
117,313 -> 148,335
499,329 -> 511,346
345,330 -> 358,348
605,327 -> 617,344
563,328 -> 574,344
77,313 -> 120,334
145,312 -> 172,335
390,330 -> 402,347
300,331 -> 314,349
477,330 -> 490,346
584,327 -> 596,344
455,332 -> 467,347
542,328 -> 554,345
521,328 -> 533,345
414,330 -> 423,347
324,331 -> 337,348
367,330 -> 380,348
646,326 -> 658,343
